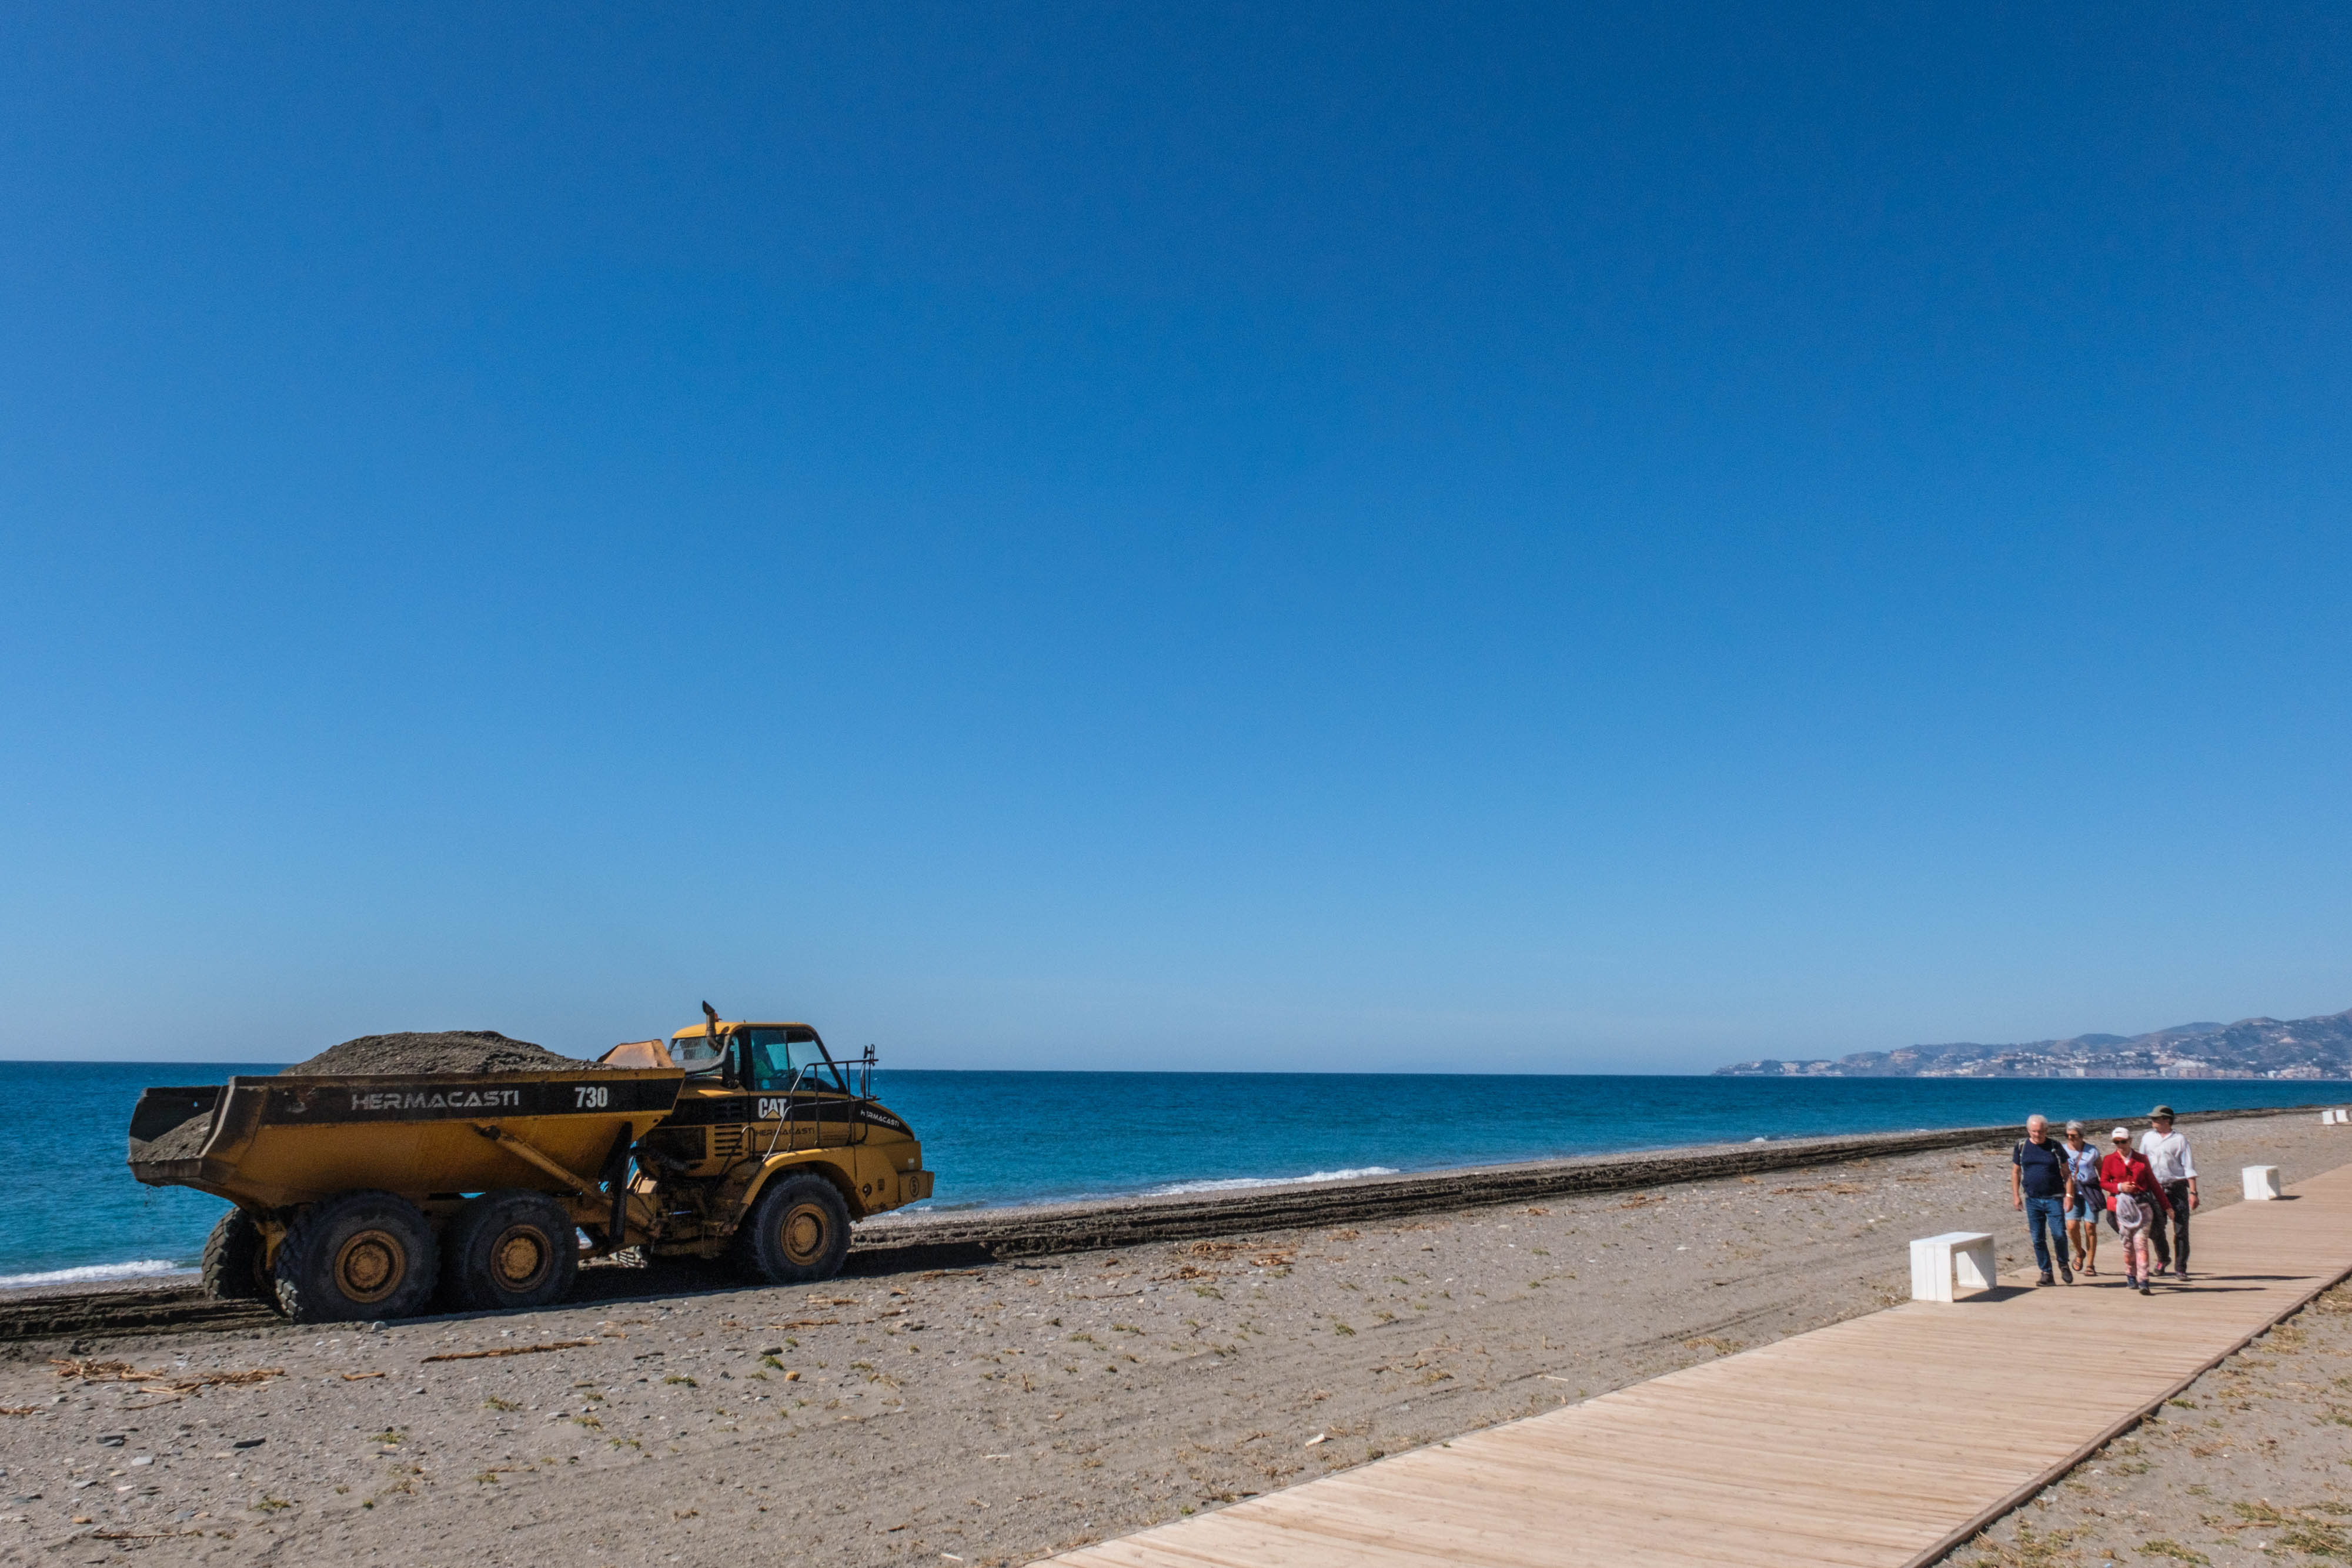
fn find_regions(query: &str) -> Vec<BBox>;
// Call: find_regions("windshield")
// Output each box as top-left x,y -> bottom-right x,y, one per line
740,1027 -> 844,1094
671,1034 -> 725,1074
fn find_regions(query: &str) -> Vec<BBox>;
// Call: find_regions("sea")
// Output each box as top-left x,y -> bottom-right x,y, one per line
9,1060 -> 2344,1288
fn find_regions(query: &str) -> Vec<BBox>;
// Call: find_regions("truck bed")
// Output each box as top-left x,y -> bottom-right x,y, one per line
129,1068 -> 684,1209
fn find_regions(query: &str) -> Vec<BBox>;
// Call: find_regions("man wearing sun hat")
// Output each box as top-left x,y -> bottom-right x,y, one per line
2139,1105 -> 2199,1280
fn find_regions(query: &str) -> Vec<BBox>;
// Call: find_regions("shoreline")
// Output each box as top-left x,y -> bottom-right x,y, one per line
9,1105 -> 2324,1298
3,1100 -> 2321,1320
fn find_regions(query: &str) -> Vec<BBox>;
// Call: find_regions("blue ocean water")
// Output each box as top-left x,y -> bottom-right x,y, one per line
8,1060 -> 2342,1285
5,1061 -> 285,1286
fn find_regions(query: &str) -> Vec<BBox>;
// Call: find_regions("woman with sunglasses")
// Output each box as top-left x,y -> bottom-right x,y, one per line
2061,1119 -> 2102,1276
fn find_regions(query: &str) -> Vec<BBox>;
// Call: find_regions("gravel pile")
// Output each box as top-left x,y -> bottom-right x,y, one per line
279,1030 -> 612,1077
132,1032 -> 614,1165
139,1115 -> 218,1162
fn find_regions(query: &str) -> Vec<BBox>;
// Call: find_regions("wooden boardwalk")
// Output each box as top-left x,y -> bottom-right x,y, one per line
1051,1163 -> 2352,1568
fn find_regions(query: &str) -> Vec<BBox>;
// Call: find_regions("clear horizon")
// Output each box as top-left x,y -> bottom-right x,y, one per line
16,1060 -> 2352,1086
5,6 -> 2349,1070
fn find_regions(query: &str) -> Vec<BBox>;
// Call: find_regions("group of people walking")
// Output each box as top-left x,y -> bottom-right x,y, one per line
2010,1105 -> 2198,1296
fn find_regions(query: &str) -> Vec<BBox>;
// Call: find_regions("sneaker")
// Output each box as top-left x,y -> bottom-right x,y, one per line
2037,1271 -> 2056,1286
2059,1262 -> 2074,1285
2139,1282 -> 2153,1296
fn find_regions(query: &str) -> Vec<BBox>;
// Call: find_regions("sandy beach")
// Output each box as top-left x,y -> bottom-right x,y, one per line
4,1106 -> 2346,1566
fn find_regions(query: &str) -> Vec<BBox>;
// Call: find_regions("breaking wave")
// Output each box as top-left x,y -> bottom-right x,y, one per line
1145,1166 -> 1399,1196
0,1259 -> 193,1289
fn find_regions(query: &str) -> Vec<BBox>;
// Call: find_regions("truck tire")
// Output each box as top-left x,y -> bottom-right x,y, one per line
273,1191 -> 439,1323
733,1173 -> 852,1285
200,1209 -> 269,1303
441,1189 -> 579,1313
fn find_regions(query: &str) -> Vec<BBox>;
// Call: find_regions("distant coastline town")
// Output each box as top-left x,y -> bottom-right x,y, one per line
1718,1007 -> 2352,1080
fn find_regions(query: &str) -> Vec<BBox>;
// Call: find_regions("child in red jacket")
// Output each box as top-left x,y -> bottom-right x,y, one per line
2100,1126 -> 2166,1295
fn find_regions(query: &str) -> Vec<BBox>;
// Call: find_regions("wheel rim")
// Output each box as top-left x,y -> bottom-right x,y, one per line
779,1201 -> 830,1266
333,1229 -> 406,1304
490,1224 -> 554,1292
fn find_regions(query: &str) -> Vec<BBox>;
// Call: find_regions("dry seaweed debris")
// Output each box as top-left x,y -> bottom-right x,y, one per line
420,1338 -> 598,1364
51,1359 -> 283,1395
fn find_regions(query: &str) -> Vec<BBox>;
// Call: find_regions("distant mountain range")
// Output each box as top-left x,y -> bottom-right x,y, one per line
1717,1007 -> 2352,1079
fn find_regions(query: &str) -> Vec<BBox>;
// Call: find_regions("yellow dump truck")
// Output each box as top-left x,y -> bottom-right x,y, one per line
128,1014 -> 934,1322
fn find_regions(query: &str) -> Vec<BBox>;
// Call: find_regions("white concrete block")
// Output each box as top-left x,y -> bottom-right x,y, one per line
1910,1231 -> 1997,1303
2243,1165 -> 2283,1201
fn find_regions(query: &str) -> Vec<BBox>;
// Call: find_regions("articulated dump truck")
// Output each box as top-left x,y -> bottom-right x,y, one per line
127,1015 -> 935,1323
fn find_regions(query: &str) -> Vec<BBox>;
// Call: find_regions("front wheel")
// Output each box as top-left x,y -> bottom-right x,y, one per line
273,1191 -> 439,1323
733,1174 -> 851,1285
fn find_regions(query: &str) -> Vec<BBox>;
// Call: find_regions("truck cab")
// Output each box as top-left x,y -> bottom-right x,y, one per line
629,1019 -> 933,1263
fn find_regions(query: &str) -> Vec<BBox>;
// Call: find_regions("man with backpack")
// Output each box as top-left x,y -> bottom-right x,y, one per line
2011,1114 -> 2074,1285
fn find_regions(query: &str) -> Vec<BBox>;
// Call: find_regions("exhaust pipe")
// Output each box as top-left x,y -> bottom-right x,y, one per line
701,1001 -> 730,1087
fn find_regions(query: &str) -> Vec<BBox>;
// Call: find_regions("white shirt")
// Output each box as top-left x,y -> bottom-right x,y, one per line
2139,1129 -> 2196,1185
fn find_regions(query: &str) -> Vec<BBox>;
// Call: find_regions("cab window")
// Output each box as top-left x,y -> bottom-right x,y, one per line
739,1027 -> 844,1094
671,1034 -> 725,1075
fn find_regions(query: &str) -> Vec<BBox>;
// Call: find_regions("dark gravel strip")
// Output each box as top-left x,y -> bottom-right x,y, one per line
844,1108 -> 2275,1266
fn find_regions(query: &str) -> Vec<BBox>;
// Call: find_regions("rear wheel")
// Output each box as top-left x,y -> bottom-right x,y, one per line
273,1191 -> 439,1323
200,1209 -> 269,1304
733,1174 -> 851,1284
442,1190 -> 579,1312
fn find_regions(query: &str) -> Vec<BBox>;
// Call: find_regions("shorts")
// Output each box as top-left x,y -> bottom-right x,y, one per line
2069,1193 -> 2099,1223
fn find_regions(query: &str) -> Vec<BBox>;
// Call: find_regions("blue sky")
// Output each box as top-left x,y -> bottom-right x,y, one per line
4,4 -> 2348,1069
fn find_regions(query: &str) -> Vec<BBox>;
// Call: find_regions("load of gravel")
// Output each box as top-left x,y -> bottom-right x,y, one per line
139,1115 -> 218,1162
279,1029 -> 613,1078
132,1031 -> 618,1165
